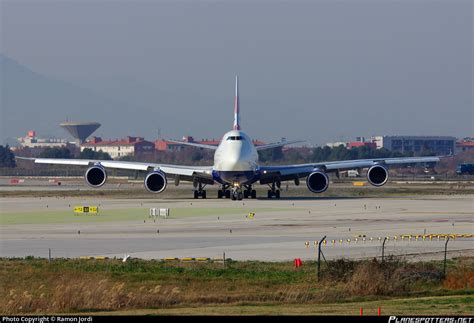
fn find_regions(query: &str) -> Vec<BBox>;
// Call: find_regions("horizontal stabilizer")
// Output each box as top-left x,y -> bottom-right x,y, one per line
167,140 -> 218,150
256,140 -> 305,151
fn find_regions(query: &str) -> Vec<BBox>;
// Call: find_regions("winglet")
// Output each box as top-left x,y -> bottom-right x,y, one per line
233,75 -> 240,130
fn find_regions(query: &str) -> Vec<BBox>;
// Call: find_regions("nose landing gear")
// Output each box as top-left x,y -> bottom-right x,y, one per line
231,187 -> 243,201
219,184 -> 256,200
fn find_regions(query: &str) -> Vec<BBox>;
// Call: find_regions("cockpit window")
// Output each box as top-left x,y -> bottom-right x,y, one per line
226,136 -> 243,141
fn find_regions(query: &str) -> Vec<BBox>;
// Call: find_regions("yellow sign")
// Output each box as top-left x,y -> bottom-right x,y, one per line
74,206 -> 99,214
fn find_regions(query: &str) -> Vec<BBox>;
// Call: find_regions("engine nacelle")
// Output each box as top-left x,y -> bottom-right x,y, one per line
144,171 -> 167,193
85,165 -> 107,188
367,165 -> 389,187
306,171 -> 329,193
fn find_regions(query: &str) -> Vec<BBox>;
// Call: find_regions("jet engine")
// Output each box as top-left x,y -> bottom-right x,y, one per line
306,171 -> 329,193
144,171 -> 167,193
85,165 -> 107,187
367,165 -> 389,187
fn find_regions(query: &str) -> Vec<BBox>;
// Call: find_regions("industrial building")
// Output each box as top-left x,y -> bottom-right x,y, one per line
373,136 -> 456,155
81,136 -> 155,159
325,135 -> 457,155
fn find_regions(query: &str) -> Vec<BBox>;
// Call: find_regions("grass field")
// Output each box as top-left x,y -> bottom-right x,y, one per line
1,257 -> 472,315
86,295 -> 474,315
0,207 -> 289,225
1,181 -> 473,199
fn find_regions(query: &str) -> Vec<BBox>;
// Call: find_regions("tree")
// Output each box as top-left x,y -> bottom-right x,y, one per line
373,148 -> 392,159
78,148 -> 112,160
190,149 -> 204,162
312,146 -> 332,162
0,145 -> 16,168
329,145 -> 353,161
258,147 -> 283,163
38,147 -> 72,159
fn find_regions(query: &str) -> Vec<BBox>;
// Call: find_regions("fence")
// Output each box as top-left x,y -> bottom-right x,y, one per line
307,234 -> 472,280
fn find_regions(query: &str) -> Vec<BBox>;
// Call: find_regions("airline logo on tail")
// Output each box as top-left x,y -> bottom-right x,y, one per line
233,75 -> 240,130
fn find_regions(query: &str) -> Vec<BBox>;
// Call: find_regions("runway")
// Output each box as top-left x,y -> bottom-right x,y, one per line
1,193 -> 472,261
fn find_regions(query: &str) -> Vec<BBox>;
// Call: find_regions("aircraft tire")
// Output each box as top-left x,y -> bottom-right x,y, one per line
251,190 -> 257,199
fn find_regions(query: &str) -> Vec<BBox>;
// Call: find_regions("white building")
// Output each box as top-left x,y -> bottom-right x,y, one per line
325,141 -> 347,148
17,131 -> 68,148
81,136 -> 155,159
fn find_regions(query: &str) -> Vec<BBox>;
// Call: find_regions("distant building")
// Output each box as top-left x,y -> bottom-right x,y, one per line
155,140 -> 186,152
346,141 -> 377,149
81,136 -> 155,159
17,130 -> 69,148
456,138 -> 474,153
325,141 -> 347,148
326,136 -> 376,149
60,121 -> 101,144
373,136 -> 456,155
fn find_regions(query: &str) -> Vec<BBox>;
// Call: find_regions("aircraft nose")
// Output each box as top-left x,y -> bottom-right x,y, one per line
221,149 -> 251,171
226,144 -> 244,160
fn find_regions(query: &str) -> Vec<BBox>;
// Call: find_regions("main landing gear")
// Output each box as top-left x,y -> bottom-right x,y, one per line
243,185 -> 257,199
217,185 -> 231,199
267,181 -> 281,199
193,182 -> 207,199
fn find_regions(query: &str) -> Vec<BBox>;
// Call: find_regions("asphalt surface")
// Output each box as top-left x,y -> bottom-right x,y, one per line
1,192 -> 472,261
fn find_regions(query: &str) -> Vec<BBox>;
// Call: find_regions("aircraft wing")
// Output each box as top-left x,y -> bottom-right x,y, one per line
258,156 -> 441,183
16,157 -> 214,182
255,140 -> 305,151
167,140 -> 218,150
167,139 -> 305,151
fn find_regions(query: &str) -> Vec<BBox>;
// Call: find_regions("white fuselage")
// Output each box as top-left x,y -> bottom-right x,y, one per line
213,130 -> 259,185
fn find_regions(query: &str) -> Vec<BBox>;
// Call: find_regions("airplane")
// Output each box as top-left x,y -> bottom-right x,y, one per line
18,76 -> 440,201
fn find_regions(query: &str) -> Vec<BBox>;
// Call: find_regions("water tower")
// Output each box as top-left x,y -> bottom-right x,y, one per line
60,122 -> 101,144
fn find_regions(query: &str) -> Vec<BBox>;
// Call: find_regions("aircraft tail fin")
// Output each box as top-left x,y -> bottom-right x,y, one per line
233,75 -> 240,130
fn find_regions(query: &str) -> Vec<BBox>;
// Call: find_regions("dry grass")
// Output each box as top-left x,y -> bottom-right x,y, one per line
0,257 -> 472,314
444,263 -> 474,290
3,277 -> 184,313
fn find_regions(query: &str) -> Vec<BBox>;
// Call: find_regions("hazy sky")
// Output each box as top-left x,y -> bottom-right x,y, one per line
1,0 -> 472,145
